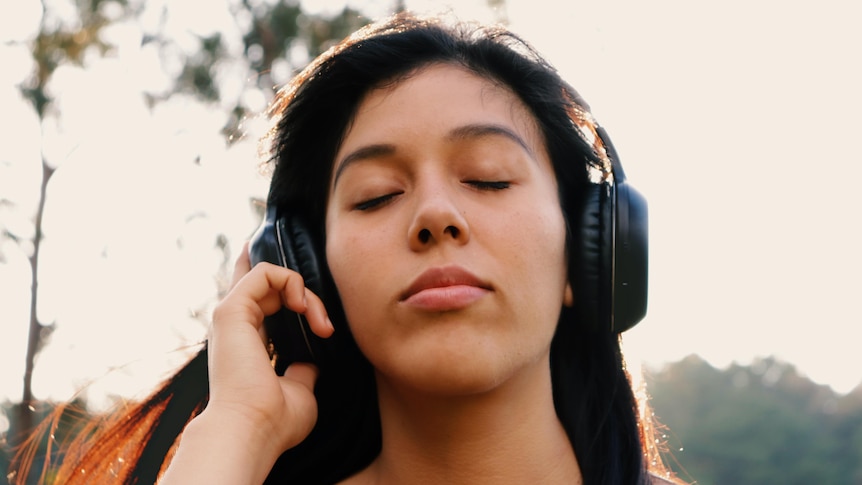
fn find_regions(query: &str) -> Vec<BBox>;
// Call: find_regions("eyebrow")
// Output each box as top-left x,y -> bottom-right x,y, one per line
333,143 -> 397,187
332,123 -> 535,187
446,123 -> 535,159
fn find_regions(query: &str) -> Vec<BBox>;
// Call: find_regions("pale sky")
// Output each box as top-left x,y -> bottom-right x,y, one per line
1,0 -> 860,420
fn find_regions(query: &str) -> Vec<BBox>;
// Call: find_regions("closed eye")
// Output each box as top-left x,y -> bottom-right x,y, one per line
466,180 -> 511,190
354,192 -> 402,211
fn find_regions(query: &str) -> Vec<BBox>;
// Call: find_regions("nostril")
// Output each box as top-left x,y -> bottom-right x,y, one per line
445,225 -> 460,238
418,228 -> 431,244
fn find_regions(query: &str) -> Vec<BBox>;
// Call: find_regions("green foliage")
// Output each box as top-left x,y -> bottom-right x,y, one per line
242,0 -> 302,74
186,1 -> 371,138
647,355 -> 862,484
302,7 -> 370,59
229,1 -> 370,136
176,33 -> 226,101
240,0 -> 369,70
19,0 -> 142,116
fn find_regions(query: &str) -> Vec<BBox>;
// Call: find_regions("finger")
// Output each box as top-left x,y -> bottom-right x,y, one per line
282,362 -> 319,393
301,289 -> 335,338
218,263 -> 332,342
278,362 -> 321,448
229,241 -> 252,290
232,263 -> 307,315
213,263 -> 299,337
274,267 -> 309,315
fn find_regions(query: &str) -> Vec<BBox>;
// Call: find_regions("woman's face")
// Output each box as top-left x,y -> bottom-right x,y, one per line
325,63 -> 572,395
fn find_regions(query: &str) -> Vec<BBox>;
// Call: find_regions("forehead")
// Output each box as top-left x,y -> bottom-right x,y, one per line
339,63 -> 545,155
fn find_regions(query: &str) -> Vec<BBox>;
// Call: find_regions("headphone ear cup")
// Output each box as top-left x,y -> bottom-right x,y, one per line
276,212 -> 325,301
249,206 -> 327,372
574,126 -> 649,333
576,181 -> 614,332
612,181 -> 648,333
575,178 -> 648,333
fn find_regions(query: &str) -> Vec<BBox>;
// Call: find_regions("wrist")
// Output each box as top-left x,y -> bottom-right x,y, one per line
196,407 -> 286,464
160,409 -> 283,485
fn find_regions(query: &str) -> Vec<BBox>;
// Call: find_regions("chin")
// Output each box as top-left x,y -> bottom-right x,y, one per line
403,362 -> 508,396
372,338 -> 545,398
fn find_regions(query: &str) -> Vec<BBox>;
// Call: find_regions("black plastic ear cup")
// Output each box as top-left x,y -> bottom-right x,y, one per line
249,205 -> 327,372
612,180 -> 648,332
577,127 -> 648,333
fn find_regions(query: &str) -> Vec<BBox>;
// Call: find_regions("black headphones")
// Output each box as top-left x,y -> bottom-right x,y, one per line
249,125 -> 647,369
578,126 -> 648,334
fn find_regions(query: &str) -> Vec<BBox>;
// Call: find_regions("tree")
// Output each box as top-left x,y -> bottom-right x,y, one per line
7,0 -> 140,453
646,355 -> 862,484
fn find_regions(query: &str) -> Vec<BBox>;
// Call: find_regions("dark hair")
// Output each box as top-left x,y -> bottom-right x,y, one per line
261,12 -> 647,485
15,12 -> 657,485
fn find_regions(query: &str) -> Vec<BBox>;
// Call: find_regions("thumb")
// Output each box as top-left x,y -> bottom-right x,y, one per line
282,362 -> 319,392
277,362 -> 320,449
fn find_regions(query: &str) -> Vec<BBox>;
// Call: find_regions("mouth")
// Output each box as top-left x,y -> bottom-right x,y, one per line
400,265 -> 493,311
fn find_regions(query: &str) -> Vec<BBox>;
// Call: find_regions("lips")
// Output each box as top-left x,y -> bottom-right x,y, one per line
400,265 -> 492,311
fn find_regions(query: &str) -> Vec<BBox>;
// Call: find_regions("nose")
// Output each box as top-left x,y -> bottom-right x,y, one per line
407,183 -> 470,251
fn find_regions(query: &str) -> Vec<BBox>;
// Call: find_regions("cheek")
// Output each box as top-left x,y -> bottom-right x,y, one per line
503,201 -> 567,261
325,221 -> 388,326
326,227 -> 364,303
501,204 -> 570,303
325,233 -> 393,364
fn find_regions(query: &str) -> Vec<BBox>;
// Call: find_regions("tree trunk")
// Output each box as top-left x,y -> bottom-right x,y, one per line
16,157 -> 55,447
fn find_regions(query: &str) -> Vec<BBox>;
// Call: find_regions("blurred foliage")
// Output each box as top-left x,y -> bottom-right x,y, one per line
22,0 -> 135,116
139,0 -> 371,138
228,1 -> 370,137
647,355 -> 862,485
4,356 -> 860,484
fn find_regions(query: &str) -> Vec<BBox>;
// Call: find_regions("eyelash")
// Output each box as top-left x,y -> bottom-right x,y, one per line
353,181 -> 510,211
355,192 -> 401,211
466,180 -> 511,190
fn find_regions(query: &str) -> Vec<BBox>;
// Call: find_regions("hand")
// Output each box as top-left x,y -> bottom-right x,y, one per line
160,245 -> 333,484
205,242 -> 334,457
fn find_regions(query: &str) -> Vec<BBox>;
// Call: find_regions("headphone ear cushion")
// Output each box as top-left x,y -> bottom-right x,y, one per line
277,212 -> 324,299
576,181 -> 613,332
249,207 -> 328,371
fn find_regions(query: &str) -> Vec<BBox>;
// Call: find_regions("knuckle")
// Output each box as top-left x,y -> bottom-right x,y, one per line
212,297 -> 264,327
258,262 -> 304,289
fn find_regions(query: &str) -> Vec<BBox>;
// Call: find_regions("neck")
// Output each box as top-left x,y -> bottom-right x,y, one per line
358,356 -> 581,485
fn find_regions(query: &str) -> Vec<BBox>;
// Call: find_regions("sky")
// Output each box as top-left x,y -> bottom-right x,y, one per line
1,0 -> 861,420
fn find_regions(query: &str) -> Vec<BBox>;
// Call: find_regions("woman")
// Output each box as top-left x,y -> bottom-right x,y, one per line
18,12 -> 678,485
